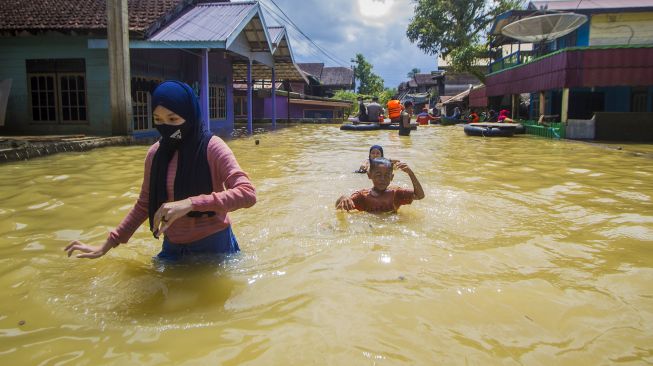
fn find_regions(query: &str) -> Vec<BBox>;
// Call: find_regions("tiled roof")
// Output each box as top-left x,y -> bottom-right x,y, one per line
0,0 -> 191,34
320,67 -> 353,87
297,63 -> 325,78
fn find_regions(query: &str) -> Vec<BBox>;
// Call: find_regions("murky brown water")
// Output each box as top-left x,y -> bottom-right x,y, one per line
1,125 -> 652,365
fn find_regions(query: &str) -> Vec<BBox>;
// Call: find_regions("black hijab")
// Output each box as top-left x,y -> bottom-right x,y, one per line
148,81 -> 214,235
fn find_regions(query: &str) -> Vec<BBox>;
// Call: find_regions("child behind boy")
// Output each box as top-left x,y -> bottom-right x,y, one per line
336,157 -> 425,213
356,144 -> 384,173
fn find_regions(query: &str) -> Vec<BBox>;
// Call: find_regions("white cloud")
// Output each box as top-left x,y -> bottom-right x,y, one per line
260,0 -> 437,88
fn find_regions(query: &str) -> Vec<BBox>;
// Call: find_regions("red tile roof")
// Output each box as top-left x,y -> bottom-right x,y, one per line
0,0 -> 191,34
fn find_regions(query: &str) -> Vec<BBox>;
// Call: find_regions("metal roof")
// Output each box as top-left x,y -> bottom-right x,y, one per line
232,25 -> 307,82
150,1 -> 270,52
529,0 -> 653,10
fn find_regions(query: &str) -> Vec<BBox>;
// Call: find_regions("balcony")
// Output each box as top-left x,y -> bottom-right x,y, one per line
487,50 -> 534,73
484,45 -> 653,97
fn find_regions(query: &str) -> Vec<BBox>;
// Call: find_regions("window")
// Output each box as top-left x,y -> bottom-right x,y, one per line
59,74 -> 87,122
209,85 -> 226,119
131,77 -> 161,131
132,90 -> 151,131
632,89 -> 648,112
29,74 -> 57,122
26,59 -> 87,123
234,96 -> 247,117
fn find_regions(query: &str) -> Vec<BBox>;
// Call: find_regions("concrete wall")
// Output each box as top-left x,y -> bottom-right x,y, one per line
590,12 -> 653,46
594,112 -> 653,141
0,34 -> 112,135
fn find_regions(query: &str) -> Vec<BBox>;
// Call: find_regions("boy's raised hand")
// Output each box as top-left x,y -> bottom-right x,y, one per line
394,161 -> 413,174
336,195 -> 356,211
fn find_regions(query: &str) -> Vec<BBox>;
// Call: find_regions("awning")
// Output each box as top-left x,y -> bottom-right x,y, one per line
442,88 -> 471,105
469,86 -> 487,107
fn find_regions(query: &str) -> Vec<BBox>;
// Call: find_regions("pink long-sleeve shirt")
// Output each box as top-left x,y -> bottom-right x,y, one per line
108,136 -> 256,245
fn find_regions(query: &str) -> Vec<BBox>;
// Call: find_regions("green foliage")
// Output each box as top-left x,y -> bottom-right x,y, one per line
332,88 -> 398,117
351,53 -> 384,95
407,68 -> 421,78
406,0 -> 521,81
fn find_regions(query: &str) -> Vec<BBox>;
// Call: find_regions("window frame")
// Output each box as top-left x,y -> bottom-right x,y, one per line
57,72 -> 88,124
234,96 -> 247,117
209,84 -> 227,120
26,59 -> 88,124
27,72 -> 58,123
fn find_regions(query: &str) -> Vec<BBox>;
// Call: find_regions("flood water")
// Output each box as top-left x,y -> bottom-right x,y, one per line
1,125 -> 652,365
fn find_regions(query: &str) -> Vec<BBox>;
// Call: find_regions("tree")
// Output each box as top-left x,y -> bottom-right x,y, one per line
351,53 -> 384,96
407,68 -> 421,78
406,0 -> 520,82
332,88 -> 398,117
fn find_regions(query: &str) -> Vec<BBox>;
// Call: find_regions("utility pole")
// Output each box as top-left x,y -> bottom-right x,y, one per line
107,0 -> 132,135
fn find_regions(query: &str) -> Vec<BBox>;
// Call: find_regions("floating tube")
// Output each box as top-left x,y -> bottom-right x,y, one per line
340,124 -> 381,131
340,123 -> 417,131
464,124 -> 515,137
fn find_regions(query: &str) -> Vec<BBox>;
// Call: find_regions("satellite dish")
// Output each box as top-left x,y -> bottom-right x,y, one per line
501,13 -> 588,43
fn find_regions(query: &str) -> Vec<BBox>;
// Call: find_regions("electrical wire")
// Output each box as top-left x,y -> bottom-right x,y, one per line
259,0 -> 351,67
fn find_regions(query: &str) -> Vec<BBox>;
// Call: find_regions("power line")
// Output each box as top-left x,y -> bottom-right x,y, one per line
259,0 -> 351,67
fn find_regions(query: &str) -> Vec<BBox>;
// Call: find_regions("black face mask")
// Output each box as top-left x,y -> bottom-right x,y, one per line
156,123 -> 185,147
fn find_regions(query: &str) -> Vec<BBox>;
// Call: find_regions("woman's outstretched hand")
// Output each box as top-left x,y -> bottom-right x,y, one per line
152,198 -> 193,238
64,240 -> 112,259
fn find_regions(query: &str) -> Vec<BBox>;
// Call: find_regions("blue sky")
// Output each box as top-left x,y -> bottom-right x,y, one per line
257,0 -> 439,89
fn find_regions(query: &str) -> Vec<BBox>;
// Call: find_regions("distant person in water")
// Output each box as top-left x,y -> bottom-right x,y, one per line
450,107 -> 461,120
64,80 -> 256,262
498,109 -> 515,123
487,109 -> 498,122
398,101 -> 414,136
337,157 -> 425,213
416,107 -> 437,125
366,96 -> 383,123
357,96 -> 369,122
469,110 -> 480,123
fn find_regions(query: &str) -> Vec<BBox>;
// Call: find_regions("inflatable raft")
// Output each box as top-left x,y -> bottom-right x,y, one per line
340,123 -> 418,131
464,123 -> 520,137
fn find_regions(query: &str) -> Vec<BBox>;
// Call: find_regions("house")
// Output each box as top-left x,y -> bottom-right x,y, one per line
471,0 -> 653,140
397,73 -> 440,111
0,0 -> 351,138
297,63 -> 354,97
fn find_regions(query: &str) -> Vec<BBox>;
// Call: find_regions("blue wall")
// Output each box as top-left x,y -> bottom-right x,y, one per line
0,34 -> 112,135
576,22 -> 590,47
599,86 -> 631,112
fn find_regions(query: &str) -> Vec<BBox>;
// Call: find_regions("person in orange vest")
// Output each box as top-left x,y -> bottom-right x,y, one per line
469,110 -> 480,123
387,99 -> 404,123
416,108 -> 436,125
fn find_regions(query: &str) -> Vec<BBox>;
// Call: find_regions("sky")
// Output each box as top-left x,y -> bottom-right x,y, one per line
256,0 -> 439,89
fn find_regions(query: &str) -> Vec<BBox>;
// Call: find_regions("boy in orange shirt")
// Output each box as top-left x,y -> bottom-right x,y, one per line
336,158 -> 425,213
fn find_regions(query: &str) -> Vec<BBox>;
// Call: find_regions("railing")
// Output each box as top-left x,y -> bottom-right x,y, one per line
521,120 -> 566,139
488,50 -> 534,73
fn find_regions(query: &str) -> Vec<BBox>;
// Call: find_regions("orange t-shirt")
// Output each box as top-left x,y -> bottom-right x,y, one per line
350,187 -> 414,212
